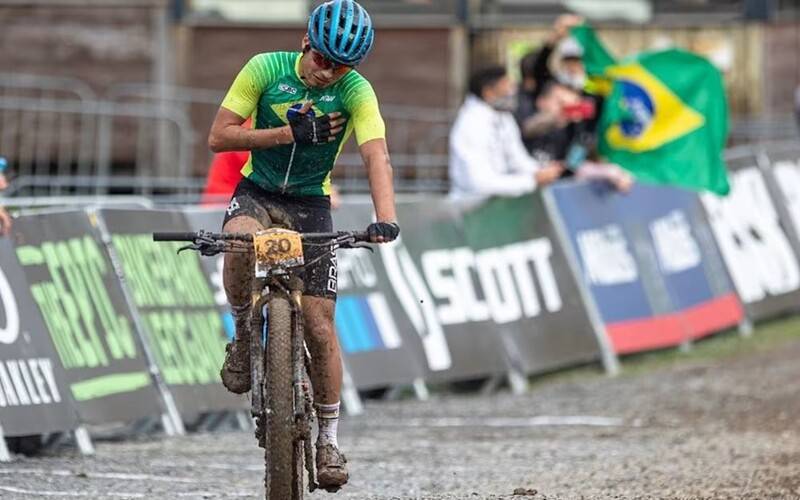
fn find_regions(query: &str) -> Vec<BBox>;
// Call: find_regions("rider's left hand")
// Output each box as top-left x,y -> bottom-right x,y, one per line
367,221 -> 399,243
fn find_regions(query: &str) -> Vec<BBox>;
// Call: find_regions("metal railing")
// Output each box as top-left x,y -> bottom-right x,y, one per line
0,74 -> 452,198
4,72 -> 795,202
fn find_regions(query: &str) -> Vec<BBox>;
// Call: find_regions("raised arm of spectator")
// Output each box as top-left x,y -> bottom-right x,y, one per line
532,43 -> 555,89
535,14 -> 585,87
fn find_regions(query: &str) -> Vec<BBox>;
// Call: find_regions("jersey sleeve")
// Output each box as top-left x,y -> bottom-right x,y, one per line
341,76 -> 386,146
220,54 -> 275,119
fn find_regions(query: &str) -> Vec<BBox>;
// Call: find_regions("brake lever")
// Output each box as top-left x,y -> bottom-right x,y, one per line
347,241 -> 374,252
177,237 -> 224,256
177,243 -> 201,254
336,236 -> 374,252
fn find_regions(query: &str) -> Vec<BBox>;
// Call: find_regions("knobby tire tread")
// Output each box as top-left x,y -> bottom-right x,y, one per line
265,295 -> 295,500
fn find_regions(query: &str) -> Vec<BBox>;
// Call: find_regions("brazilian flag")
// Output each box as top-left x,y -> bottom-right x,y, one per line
571,25 -> 730,195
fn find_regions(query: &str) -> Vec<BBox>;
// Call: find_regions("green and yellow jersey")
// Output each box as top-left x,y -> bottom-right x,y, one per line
220,51 -> 385,196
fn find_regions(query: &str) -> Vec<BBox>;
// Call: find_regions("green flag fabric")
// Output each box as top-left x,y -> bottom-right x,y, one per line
570,24 -> 616,76
570,26 -> 731,195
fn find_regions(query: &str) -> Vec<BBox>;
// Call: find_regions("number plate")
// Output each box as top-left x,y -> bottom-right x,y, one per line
253,229 -> 304,269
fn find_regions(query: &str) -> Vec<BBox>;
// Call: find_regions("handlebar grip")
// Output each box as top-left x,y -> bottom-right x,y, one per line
352,231 -> 371,242
152,232 -> 198,242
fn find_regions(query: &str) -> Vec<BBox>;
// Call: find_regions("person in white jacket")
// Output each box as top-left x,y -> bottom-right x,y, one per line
449,66 -> 564,199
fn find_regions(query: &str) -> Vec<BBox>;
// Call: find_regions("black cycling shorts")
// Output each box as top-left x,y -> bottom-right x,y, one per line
222,178 -> 337,300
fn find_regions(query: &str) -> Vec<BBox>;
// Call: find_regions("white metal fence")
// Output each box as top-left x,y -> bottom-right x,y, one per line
0,74 -> 451,199
0,72 -> 794,202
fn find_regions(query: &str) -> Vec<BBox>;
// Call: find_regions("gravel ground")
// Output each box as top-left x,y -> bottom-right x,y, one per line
1,335 -> 799,500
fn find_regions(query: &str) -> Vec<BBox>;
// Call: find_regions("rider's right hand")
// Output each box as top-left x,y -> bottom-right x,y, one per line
288,101 -> 346,145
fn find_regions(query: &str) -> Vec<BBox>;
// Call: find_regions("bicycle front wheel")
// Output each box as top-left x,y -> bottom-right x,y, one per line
264,294 -> 296,500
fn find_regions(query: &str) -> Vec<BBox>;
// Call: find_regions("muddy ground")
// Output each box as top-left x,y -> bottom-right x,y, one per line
1,333 -> 799,500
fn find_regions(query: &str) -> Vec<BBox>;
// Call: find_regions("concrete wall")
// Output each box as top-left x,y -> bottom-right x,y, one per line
179,22 -> 463,109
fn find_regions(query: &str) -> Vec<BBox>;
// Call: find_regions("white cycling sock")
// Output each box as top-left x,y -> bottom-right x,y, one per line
315,402 -> 340,447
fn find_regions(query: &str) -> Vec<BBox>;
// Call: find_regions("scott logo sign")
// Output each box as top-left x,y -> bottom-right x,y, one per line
379,236 -> 563,371
0,266 -> 20,344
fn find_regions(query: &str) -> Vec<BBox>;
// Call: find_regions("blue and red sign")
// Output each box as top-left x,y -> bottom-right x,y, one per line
550,182 -> 743,354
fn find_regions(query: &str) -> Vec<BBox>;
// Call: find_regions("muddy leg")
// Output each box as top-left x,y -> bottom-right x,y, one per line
223,215 -> 266,308
220,215 -> 267,394
302,296 -> 341,405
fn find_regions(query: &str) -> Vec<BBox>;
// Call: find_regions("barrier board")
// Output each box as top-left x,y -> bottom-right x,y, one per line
701,156 -> 800,320
13,212 -> 163,425
550,182 -> 744,353
0,237 -> 78,436
101,209 -> 247,415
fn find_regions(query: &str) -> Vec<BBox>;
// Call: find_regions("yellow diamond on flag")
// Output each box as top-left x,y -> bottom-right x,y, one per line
605,63 -> 705,153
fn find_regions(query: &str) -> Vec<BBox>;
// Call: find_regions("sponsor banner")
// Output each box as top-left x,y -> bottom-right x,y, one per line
182,209 -> 234,341
701,152 -> 800,320
760,147 -> 800,287
333,204 -> 427,389
100,209 -> 246,415
12,211 -> 163,425
0,237 -> 77,436
379,199 -> 503,382
551,182 -> 743,354
458,194 -> 600,373
617,185 -> 743,340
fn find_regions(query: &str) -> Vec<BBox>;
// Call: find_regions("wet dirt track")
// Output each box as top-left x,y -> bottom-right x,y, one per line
1,337 -> 799,500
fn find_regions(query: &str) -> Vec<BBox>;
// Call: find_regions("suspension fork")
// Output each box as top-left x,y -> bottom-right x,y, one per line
290,286 -> 306,419
250,277 -> 269,420
287,278 -> 318,491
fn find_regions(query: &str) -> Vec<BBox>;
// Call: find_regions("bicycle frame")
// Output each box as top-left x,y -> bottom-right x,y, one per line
248,229 -> 319,494
152,227 -> 370,499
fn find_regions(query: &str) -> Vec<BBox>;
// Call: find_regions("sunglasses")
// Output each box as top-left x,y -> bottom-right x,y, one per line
309,49 -> 352,71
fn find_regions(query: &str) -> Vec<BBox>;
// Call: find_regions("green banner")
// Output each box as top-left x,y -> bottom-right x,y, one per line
102,209 -> 245,415
13,211 -> 162,425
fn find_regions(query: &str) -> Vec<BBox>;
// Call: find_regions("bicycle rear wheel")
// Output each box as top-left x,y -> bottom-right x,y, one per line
264,294 -> 296,500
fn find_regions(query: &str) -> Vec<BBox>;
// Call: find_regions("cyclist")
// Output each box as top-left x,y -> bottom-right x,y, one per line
207,0 -> 398,490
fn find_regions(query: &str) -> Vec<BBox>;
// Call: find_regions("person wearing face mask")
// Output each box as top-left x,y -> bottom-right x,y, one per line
448,65 -> 564,199
524,14 -> 604,136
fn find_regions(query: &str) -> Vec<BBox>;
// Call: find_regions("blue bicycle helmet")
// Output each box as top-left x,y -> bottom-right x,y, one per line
308,0 -> 375,67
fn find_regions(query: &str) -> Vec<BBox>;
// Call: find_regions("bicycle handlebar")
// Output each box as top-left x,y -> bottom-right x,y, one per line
152,232 -> 208,242
152,231 -> 254,242
152,230 -> 371,243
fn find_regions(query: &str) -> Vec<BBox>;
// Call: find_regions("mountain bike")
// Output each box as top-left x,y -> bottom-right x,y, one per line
153,228 -> 371,500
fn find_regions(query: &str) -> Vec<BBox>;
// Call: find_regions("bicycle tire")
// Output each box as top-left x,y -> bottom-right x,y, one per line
264,294 -> 295,500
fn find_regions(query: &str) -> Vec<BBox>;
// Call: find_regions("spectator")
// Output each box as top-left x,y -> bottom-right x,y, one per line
518,14 -> 606,136
516,51 -> 541,131
522,82 -> 633,192
520,14 -> 585,101
519,81 -> 577,161
449,66 -> 564,199
201,149 -> 247,206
